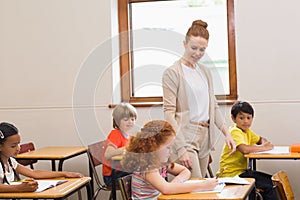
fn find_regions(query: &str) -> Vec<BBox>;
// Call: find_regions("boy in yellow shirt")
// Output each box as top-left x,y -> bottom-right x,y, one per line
218,101 -> 276,200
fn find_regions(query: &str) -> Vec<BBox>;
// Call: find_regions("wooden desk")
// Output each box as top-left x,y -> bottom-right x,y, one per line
0,177 -> 92,200
15,146 -> 87,171
158,178 -> 255,200
245,151 -> 300,170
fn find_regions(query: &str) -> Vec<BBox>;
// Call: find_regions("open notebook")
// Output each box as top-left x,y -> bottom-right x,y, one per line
184,180 -> 225,193
12,179 -> 68,193
218,176 -> 250,184
252,146 -> 290,154
184,176 -> 250,193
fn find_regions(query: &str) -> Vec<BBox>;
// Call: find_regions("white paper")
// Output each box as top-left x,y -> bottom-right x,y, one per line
184,180 -> 225,193
252,146 -> 290,154
11,180 -> 68,193
35,180 -> 68,192
218,176 -> 250,185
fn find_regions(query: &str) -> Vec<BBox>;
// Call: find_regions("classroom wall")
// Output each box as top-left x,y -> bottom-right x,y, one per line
1,0 -> 300,199
0,0 -> 113,199
232,0 -> 300,197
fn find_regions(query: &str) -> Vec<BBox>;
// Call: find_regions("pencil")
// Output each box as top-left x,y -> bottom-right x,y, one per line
216,168 -> 225,178
14,179 -> 34,183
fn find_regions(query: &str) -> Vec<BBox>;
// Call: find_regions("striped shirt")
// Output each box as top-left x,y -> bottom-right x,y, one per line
131,167 -> 167,200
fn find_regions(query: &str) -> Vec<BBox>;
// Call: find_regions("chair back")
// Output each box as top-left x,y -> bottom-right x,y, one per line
87,140 -> 110,199
88,140 -> 105,167
17,142 -> 37,169
87,141 -> 106,185
119,174 -> 132,200
272,170 -> 294,200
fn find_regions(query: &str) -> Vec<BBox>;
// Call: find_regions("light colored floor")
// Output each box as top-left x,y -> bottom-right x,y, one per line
95,190 -> 122,200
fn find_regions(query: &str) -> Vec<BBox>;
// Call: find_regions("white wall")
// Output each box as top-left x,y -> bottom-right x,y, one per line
1,0 -> 300,199
231,0 -> 300,197
0,0 -> 113,199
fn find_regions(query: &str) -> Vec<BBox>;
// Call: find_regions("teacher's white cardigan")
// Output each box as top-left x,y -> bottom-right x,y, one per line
162,60 -> 226,158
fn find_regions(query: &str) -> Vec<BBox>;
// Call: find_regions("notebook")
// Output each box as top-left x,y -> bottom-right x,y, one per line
11,179 -> 68,192
252,146 -> 290,154
35,180 -> 68,192
218,176 -> 250,184
184,179 -> 225,193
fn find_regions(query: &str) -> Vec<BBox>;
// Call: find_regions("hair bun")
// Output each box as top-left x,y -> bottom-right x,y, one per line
192,20 -> 208,29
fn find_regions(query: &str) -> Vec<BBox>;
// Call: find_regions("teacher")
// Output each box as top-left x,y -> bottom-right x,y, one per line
162,19 -> 236,178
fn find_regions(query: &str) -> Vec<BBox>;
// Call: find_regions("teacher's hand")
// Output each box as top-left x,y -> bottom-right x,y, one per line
221,125 -> 236,156
179,151 -> 193,169
226,135 -> 236,156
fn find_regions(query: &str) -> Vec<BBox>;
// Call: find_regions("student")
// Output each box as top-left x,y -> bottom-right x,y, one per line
218,101 -> 276,200
121,120 -> 218,199
0,122 -> 83,192
102,102 -> 137,186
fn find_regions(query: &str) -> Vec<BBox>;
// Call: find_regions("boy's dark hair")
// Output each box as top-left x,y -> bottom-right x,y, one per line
231,101 -> 254,118
0,122 -> 18,144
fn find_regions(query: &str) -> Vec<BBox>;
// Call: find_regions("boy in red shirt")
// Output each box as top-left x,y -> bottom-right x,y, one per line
102,103 -> 137,186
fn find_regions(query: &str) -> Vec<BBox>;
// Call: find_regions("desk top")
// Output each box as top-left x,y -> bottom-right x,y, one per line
0,177 -> 91,199
158,178 -> 255,200
15,146 -> 87,160
245,152 -> 300,159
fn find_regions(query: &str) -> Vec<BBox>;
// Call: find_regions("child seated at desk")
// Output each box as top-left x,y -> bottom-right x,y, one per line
0,122 -> 83,192
121,120 -> 218,199
102,103 -> 137,186
217,101 -> 276,200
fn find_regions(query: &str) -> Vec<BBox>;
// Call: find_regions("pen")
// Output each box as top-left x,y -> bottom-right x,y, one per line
216,168 -> 225,178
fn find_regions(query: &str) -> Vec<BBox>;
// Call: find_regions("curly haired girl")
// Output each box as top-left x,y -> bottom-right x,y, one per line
121,120 -> 218,199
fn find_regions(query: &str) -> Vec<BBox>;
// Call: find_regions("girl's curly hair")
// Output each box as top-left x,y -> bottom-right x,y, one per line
121,120 -> 175,173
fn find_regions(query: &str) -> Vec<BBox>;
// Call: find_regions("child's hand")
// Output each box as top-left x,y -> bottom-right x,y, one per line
202,178 -> 218,190
64,172 -> 84,178
263,141 -> 274,150
17,180 -> 38,192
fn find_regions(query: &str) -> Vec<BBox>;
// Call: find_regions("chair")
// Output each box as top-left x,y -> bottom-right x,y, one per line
16,142 -> 37,169
118,175 -> 132,200
88,140 -> 119,200
272,170 -> 294,200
